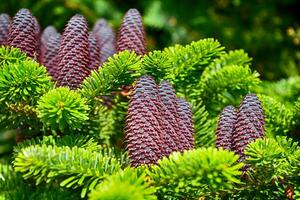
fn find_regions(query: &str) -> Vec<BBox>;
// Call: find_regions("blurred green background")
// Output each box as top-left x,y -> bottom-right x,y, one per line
0,0 -> 299,80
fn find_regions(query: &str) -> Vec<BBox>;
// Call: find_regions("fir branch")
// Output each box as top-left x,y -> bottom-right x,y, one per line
294,97 -> 300,129
244,136 -> 300,198
149,147 -> 243,199
258,94 -> 295,136
37,87 -> 90,133
0,59 -> 53,105
162,38 -> 225,90
0,58 -> 52,130
142,50 -> 172,81
0,46 -> 28,66
198,65 -> 260,113
14,145 -> 124,198
0,163 -> 80,200
80,50 -> 142,99
255,76 -> 300,106
13,135 -> 100,155
192,100 -> 216,148
96,97 -> 128,146
88,168 -> 157,200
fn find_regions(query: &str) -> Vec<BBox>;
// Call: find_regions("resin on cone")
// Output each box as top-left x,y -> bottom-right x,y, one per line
56,14 -> 90,89
215,105 -> 237,151
0,13 -> 11,45
6,8 -> 40,58
232,94 -> 265,161
92,19 -> 116,63
116,8 -> 146,55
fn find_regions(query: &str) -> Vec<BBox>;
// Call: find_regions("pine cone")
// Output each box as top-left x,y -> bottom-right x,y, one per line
158,81 -> 190,152
125,76 -> 166,166
116,9 -> 146,55
92,19 -> 116,63
0,13 -> 11,45
56,14 -> 90,89
40,26 -> 58,64
7,8 -> 40,58
43,33 -> 61,79
88,32 -> 101,71
232,94 -> 265,161
215,105 -> 237,151
176,98 -> 195,149
125,76 -> 196,166
41,26 -> 57,45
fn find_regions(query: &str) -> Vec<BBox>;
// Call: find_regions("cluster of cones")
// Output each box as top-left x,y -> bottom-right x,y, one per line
215,94 -> 265,161
125,76 -> 195,167
0,8 -> 146,89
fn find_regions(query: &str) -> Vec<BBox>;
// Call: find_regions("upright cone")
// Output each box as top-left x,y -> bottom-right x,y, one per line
176,98 -> 195,149
125,76 -> 195,167
116,9 -> 146,55
40,26 -> 58,64
232,94 -> 265,161
92,19 -> 116,63
43,33 -> 61,78
88,32 -> 102,71
125,76 -> 165,167
0,14 -> 11,45
56,14 -> 90,89
7,8 -> 40,58
215,105 -> 237,151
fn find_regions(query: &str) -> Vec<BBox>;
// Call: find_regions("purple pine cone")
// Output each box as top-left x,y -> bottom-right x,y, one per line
0,14 -> 11,45
40,26 -> 58,64
158,81 -> 190,152
92,19 -> 116,63
125,76 -> 196,167
41,26 -> 57,45
176,98 -> 195,149
116,8 -> 146,55
232,94 -> 265,161
125,76 -> 166,167
7,8 -> 40,58
215,105 -> 237,151
56,14 -> 90,89
88,32 -> 101,71
43,33 -> 61,79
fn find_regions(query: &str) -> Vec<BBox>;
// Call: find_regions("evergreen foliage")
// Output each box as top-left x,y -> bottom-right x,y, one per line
0,46 -> 28,66
37,87 -> 89,133
0,54 -> 52,130
88,168 -> 157,200
14,145 -> 126,198
258,94 -> 295,136
149,148 -> 243,199
0,7 -> 299,200
81,50 -> 141,99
